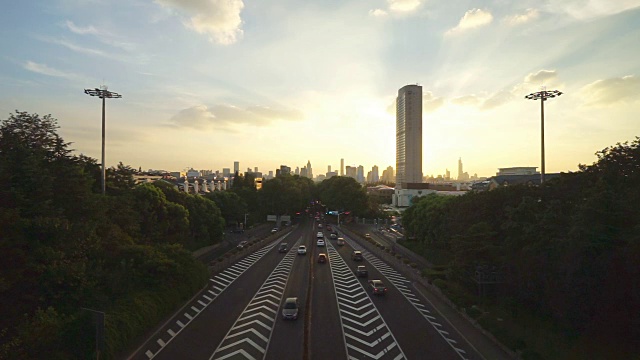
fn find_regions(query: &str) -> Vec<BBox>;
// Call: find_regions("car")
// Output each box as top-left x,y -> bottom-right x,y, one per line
237,241 -> 248,249
368,280 -> 387,295
317,239 -> 325,247
364,233 -> 371,239
316,232 -> 324,238
351,250 -> 363,261
278,243 -> 288,253
318,224 -> 323,228
329,232 -> 338,239
271,227 -> 278,233
356,265 -> 368,277
282,297 -> 299,320
317,253 -> 327,263
337,238 -> 345,246
297,245 -> 307,255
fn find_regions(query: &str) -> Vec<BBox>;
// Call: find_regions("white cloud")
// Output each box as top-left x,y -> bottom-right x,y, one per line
388,0 -> 423,13
524,69 -> 558,85
423,91 -> 444,112
504,8 -> 539,26
369,0 -> 422,16
65,20 -> 99,35
581,75 -> 640,106
452,95 -> 480,106
64,20 -> 136,51
369,9 -> 388,17
481,89 -> 514,110
23,61 -> 80,80
169,104 -> 303,130
445,9 -> 493,36
155,0 -> 244,45
545,0 -> 640,20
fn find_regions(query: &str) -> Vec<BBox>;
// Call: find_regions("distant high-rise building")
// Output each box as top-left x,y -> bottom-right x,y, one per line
340,159 -> 344,176
278,165 -> 291,176
254,166 -> 258,173
307,160 -> 313,179
223,168 -> 231,177
300,167 -> 308,178
445,169 -> 450,180
458,158 -> 463,181
328,165 -> 331,173
346,166 -> 356,179
295,167 -> 300,176
356,165 -> 365,183
268,170 -> 274,179
381,166 -> 394,183
234,161 -> 239,173
372,165 -> 379,183
396,84 -> 423,189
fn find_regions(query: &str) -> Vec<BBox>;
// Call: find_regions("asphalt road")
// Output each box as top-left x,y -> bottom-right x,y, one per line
129,217 -> 505,360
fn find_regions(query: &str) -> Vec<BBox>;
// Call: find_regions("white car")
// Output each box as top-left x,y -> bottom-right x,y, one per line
317,239 -> 325,247
316,232 -> 324,238
297,245 -> 307,255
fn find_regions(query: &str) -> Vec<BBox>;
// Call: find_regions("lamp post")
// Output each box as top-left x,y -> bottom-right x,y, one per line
84,86 -> 122,195
525,89 -> 562,184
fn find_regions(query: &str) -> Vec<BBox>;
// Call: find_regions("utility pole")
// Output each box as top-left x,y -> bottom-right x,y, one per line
525,88 -> 562,184
84,86 -> 122,195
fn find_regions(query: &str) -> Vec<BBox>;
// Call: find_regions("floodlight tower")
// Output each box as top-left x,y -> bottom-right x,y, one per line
525,88 -> 562,184
84,86 -> 122,195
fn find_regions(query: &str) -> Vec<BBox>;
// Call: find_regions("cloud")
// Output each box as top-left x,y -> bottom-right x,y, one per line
65,20 -> 100,35
504,8 -> 539,25
545,0 -> 640,21
64,21 -> 136,51
369,0 -> 422,16
388,0 -> 423,12
423,91 -> 444,112
524,69 -> 558,84
445,9 -> 493,36
452,95 -> 481,106
481,89 -> 514,110
169,104 -> 303,130
369,9 -> 388,17
581,75 -> 640,106
155,0 -> 244,45
23,61 -> 81,80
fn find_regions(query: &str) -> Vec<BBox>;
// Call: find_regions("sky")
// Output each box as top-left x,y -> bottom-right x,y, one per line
1,0 -> 639,178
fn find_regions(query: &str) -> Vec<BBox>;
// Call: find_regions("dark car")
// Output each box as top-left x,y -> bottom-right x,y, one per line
237,241 -> 248,250
317,253 -> 327,263
356,265 -> 368,277
278,243 -> 288,253
368,280 -> 387,295
351,250 -> 363,261
282,297 -> 299,320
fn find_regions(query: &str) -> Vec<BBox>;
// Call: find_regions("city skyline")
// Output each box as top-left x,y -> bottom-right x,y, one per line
1,1 -> 639,177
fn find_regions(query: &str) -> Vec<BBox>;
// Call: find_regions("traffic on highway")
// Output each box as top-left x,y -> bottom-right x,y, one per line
130,218 -> 483,360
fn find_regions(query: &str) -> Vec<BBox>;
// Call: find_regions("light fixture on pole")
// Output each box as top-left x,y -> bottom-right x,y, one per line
525,88 -> 562,184
84,86 -> 122,195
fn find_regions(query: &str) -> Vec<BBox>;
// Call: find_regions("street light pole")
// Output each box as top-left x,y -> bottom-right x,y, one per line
84,86 -> 122,195
525,89 -> 562,184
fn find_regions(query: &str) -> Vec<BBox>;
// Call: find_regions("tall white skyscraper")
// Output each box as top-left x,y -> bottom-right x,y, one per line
396,84 -> 423,188
307,160 -> 313,179
457,158 -> 463,180
340,159 -> 344,176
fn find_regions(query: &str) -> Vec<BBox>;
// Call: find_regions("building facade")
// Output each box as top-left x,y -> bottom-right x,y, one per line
396,84 -> 423,189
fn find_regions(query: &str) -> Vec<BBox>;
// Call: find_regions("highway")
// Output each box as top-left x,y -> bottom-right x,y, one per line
129,218 -> 491,360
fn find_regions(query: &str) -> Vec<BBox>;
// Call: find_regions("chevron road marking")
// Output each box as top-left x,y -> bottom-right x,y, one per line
326,242 -> 406,360
210,237 -> 301,360
140,234 -> 292,359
